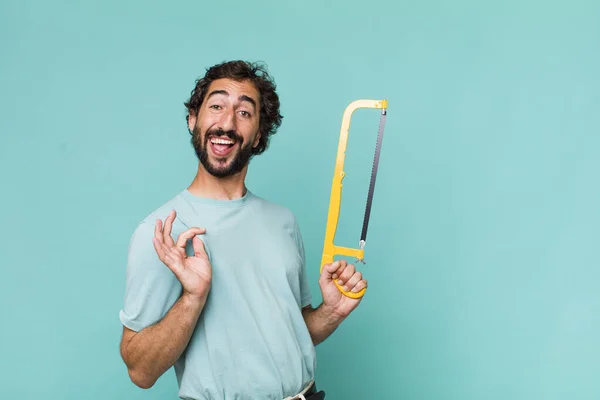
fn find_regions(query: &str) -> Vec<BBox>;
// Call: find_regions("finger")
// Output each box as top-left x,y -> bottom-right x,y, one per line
152,237 -> 166,260
333,259 -> 348,280
162,210 -> 176,246
154,219 -> 164,245
192,236 -> 208,258
342,271 -> 363,291
336,263 -> 355,286
175,227 -> 207,248
351,279 -> 368,293
321,260 -> 342,279
322,259 -> 346,279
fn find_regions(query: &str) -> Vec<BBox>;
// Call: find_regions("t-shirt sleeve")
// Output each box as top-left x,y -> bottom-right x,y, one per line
119,221 -> 182,332
293,217 -> 313,308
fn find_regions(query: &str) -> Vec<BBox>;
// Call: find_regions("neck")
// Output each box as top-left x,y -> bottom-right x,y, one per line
187,163 -> 249,201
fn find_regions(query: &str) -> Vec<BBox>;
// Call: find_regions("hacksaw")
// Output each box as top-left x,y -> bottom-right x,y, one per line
320,99 -> 388,299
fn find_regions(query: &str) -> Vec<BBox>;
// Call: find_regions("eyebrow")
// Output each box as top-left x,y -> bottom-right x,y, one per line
206,90 -> 257,110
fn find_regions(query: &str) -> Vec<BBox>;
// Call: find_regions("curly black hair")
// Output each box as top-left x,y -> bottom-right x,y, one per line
184,60 -> 283,155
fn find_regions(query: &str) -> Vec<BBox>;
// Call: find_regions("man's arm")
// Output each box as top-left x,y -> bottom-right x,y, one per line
302,260 -> 368,345
301,304 -> 346,345
120,211 -> 212,388
120,293 -> 206,388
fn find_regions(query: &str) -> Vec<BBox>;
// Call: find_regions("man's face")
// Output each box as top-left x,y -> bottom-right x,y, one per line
188,78 -> 261,178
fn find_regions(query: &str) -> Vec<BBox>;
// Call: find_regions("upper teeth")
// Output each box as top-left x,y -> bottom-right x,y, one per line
211,138 -> 234,144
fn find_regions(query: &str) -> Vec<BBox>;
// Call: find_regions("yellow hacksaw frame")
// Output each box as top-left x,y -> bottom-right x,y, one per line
320,99 -> 388,299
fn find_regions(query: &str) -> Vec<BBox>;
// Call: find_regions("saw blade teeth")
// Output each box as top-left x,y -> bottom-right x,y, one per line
360,111 -> 387,243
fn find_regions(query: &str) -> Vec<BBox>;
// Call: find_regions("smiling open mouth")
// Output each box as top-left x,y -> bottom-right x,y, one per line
209,136 -> 236,157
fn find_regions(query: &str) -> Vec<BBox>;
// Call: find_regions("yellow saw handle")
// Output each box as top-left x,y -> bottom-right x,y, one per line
321,99 -> 388,299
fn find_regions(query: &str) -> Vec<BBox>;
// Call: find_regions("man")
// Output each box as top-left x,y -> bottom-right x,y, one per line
119,60 -> 367,400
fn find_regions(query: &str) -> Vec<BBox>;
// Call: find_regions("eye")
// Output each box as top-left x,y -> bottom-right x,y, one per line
239,110 -> 251,118
209,104 -> 222,110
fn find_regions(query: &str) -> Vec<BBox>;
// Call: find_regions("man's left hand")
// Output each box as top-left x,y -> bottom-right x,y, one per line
319,260 -> 367,319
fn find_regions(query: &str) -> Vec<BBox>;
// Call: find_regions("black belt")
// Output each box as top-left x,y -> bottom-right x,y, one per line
302,382 -> 325,400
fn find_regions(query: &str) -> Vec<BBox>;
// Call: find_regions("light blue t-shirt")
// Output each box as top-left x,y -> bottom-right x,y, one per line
119,189 -> 316,400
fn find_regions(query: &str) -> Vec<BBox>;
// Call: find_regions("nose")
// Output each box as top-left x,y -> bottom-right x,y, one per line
217,108 -> 236,132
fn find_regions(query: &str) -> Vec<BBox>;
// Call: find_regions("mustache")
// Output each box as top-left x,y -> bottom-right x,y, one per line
205,127 -> 243,143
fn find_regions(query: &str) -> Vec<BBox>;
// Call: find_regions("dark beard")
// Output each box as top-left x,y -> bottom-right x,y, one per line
191,126 -> 254,178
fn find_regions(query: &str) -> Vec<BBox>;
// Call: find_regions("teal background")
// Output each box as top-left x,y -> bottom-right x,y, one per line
1,0 -> 599,398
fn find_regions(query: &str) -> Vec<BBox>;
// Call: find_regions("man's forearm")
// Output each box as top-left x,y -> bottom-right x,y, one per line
121,293 -> 206,388
302,304 -> 346,345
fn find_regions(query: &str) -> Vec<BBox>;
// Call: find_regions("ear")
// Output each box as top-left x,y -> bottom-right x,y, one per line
253,131 -> 262,148
187,110 -> 198,132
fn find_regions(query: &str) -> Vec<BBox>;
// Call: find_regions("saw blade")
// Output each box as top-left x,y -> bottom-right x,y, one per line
359,108 -> 387,250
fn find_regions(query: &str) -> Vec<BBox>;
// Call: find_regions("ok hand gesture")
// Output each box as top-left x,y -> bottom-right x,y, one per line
152,210 -> 212,300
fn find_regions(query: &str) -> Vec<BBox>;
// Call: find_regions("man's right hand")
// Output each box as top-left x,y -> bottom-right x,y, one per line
152,210 -> 212,300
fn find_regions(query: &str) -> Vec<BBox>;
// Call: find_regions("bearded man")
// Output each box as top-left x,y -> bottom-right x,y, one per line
118,60 -> 367,400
